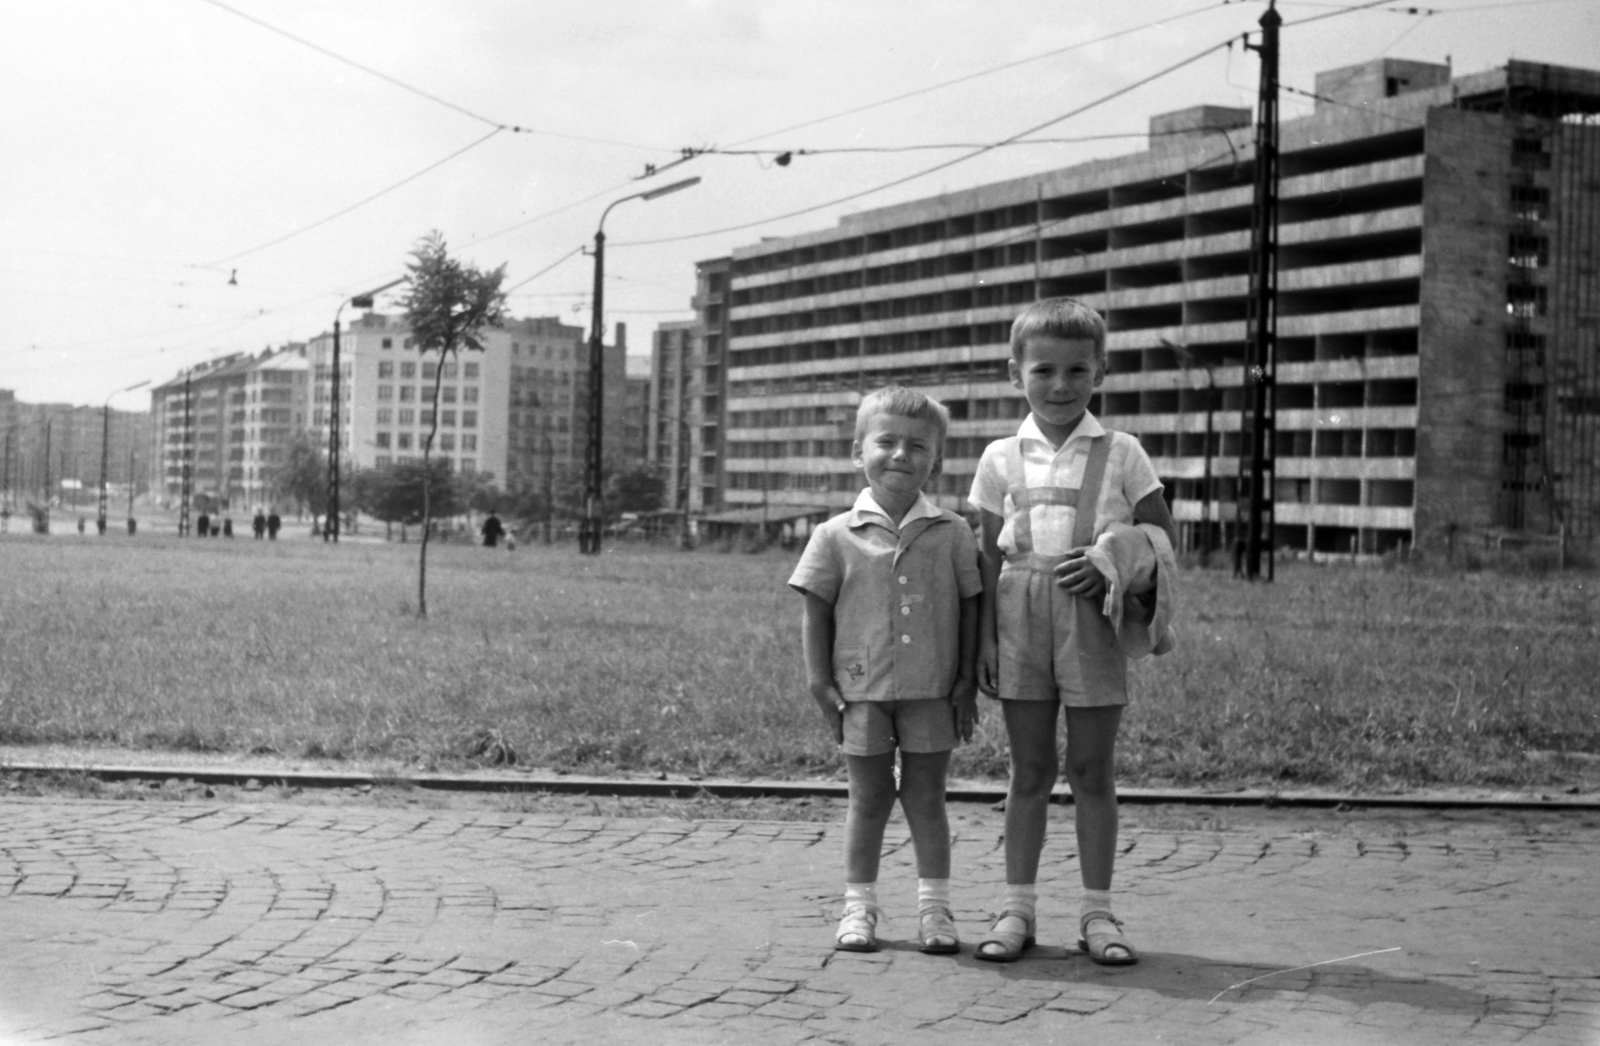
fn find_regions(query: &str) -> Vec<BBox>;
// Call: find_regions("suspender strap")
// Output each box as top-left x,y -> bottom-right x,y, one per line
1073,435 -> 1110,549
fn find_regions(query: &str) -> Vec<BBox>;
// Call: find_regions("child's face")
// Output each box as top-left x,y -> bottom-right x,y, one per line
1008,334 -> 1104,435
852,412 -> 941,506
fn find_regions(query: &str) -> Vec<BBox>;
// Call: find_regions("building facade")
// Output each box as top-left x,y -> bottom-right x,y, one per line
712,57 -> 1600,552
150,347 -> 309,511
0,390 -> 151,514
305,313 -> 634,498
647,257 -> 733,515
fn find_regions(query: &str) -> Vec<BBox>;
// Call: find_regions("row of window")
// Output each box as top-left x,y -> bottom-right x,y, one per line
375,385 -> 480,403
372,408 -> 478,427
371,454 -> 477,473
373,360 -> 482,380
373,432 -> 479,452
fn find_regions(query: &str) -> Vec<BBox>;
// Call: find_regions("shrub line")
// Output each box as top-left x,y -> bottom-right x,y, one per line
5,761 -> 1598,812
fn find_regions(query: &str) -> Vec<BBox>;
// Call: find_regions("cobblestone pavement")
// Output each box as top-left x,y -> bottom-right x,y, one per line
1,796 -> 1597,1045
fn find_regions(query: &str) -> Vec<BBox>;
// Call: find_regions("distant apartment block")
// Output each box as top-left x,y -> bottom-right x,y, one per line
304,314 -> 635,495
708,57 -> 1600,552
150,346 -> 309,510
648,257 -> 732,514
1,389 -> 151,512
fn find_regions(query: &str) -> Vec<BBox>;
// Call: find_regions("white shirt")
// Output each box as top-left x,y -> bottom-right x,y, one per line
967,411 -> 1162,557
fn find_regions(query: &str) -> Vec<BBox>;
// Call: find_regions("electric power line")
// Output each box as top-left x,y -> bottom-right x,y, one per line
200,128 -> 504,268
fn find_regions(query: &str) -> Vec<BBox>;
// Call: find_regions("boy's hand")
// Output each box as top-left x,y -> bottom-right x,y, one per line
809,681 -> 847,745
1055,548 -> 1108,600
950,674 -> 979,742
977,636 -> 1000,697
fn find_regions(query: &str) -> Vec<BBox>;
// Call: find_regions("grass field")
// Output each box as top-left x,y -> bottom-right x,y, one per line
1,532 -> 1596,792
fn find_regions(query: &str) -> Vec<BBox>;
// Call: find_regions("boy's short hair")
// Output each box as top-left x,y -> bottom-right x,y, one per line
853,385 -> 950,446
1010,298 -> 1107,363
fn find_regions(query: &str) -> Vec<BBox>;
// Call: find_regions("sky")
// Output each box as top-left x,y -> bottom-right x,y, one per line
3,0 -> 1597,410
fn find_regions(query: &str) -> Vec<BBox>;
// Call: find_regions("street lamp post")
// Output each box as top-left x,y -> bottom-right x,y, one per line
99,380 -> 150,534
328,277 -> 407,543
580,175 -> 701,555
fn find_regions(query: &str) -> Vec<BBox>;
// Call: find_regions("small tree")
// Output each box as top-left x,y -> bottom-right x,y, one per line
401,232 -> 507,616
268,434 -> 327,518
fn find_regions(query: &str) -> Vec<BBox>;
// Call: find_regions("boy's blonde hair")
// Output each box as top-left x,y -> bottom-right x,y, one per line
853,385 -> 950,446
1010,297 -> 1107,364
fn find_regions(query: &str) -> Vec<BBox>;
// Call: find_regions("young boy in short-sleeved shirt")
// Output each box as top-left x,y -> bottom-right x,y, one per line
789,386 -> 982,954
968,298 -> 1178,966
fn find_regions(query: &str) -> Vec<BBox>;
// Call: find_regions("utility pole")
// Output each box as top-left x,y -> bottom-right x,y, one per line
127,445 -> 137,531
1242,0 -> 1280,581
581,227 -> 607,555
328,278 -> 405,543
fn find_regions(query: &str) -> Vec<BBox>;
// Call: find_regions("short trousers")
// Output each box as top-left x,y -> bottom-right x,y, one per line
841,698 -> 957,757
996,560 -> 1127,707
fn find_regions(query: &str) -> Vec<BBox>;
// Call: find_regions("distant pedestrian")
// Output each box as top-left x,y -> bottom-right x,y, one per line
1232,537 -> 1246,579
77,516 -> 85,534
252,510 -> 266,539
266,510 -> 281,540
222,516 -> 233,538
481,512 -> 505,548
196,511 -> 210,538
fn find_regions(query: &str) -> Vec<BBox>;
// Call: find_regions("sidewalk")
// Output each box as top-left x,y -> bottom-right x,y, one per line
1,794 -> 1596,1045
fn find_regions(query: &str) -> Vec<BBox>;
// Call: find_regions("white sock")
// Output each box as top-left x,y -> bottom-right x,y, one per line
1081,888 -> 1113,922
844,882 -> 878,911
917,878 -> 950,912
1003,883 -> 1037,920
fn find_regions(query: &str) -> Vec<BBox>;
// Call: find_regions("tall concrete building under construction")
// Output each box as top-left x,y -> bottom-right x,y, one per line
713,57 -> 1600,553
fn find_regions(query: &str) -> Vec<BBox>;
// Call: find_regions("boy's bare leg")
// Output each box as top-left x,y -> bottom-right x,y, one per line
1061,705 -> 1123,890
897,750 -> 952,879
843,752 -> 898,883
1001,700 -> 1061,885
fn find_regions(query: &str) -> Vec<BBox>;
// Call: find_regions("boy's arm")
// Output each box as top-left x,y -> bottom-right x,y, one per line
1133,489 -> 1179,551
951,594 -> 981,740
976,509 -> 1005,697
800,591 -> 846,745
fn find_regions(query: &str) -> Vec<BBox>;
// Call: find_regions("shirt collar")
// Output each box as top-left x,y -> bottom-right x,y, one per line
1018,410 -> 1103,450
849,488 -> 943,530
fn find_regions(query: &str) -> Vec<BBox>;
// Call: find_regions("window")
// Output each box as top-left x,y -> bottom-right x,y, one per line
375,432 -> 391,449
460,459 -> 475,473
378,361 -> 394,378
399,409 -> 415,425
462,410 -> 477,428
442,410 -> 457,427
463,386 -> 479,404
442,362 -> 458,379
423,362 -> 438,380
440,434 -> 456,451
462,434 -> 477,451
375,454 -> 392,467
463,362 -> 480,379
399,386 -> 416,402
377,385 -> 393,400
441,386 -> 457,404
381,338 -> 393,349
400,361 -> 416,379
376,408 -> 392,424
421,409 -> 436,426
397,433 -> 412,450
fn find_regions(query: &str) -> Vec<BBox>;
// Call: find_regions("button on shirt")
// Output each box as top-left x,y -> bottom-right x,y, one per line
967,412 -> 1162,556
789,490 -> 982,701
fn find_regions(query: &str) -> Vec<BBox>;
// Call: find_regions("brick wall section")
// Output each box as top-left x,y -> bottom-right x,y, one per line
1414,108 -> 1510,543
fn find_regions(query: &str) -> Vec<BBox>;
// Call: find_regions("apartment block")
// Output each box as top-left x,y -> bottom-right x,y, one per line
0,390 -> 151,513
716,57 -> 1600,553
305,313 -> 634,495
150,347 -> 309,511
648,257 -> 732,515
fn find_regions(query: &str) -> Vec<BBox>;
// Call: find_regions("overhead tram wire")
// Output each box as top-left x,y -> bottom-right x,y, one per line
199,0 -> 670,152
613,34 -> 1239,249
200,128 -> 505,269
720,0 -> 1233,149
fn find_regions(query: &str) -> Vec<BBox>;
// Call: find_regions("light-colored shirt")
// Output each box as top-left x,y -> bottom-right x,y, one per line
967,411 -> 1162,556
788,490 -> 983,702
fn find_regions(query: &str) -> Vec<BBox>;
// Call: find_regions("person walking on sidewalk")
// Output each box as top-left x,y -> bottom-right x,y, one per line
789,386 -> 981,955
969,298 -> 1179,966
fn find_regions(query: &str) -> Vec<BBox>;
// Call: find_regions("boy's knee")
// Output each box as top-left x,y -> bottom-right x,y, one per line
1009,756 -> 1058,797
1063,756 -> 1115,796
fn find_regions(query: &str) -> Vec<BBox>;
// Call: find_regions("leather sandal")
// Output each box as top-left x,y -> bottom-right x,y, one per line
1078,910 -> 1138,965
974,909 -> 1035,963
835,902 -> 881,952
918,905 -> 960,955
